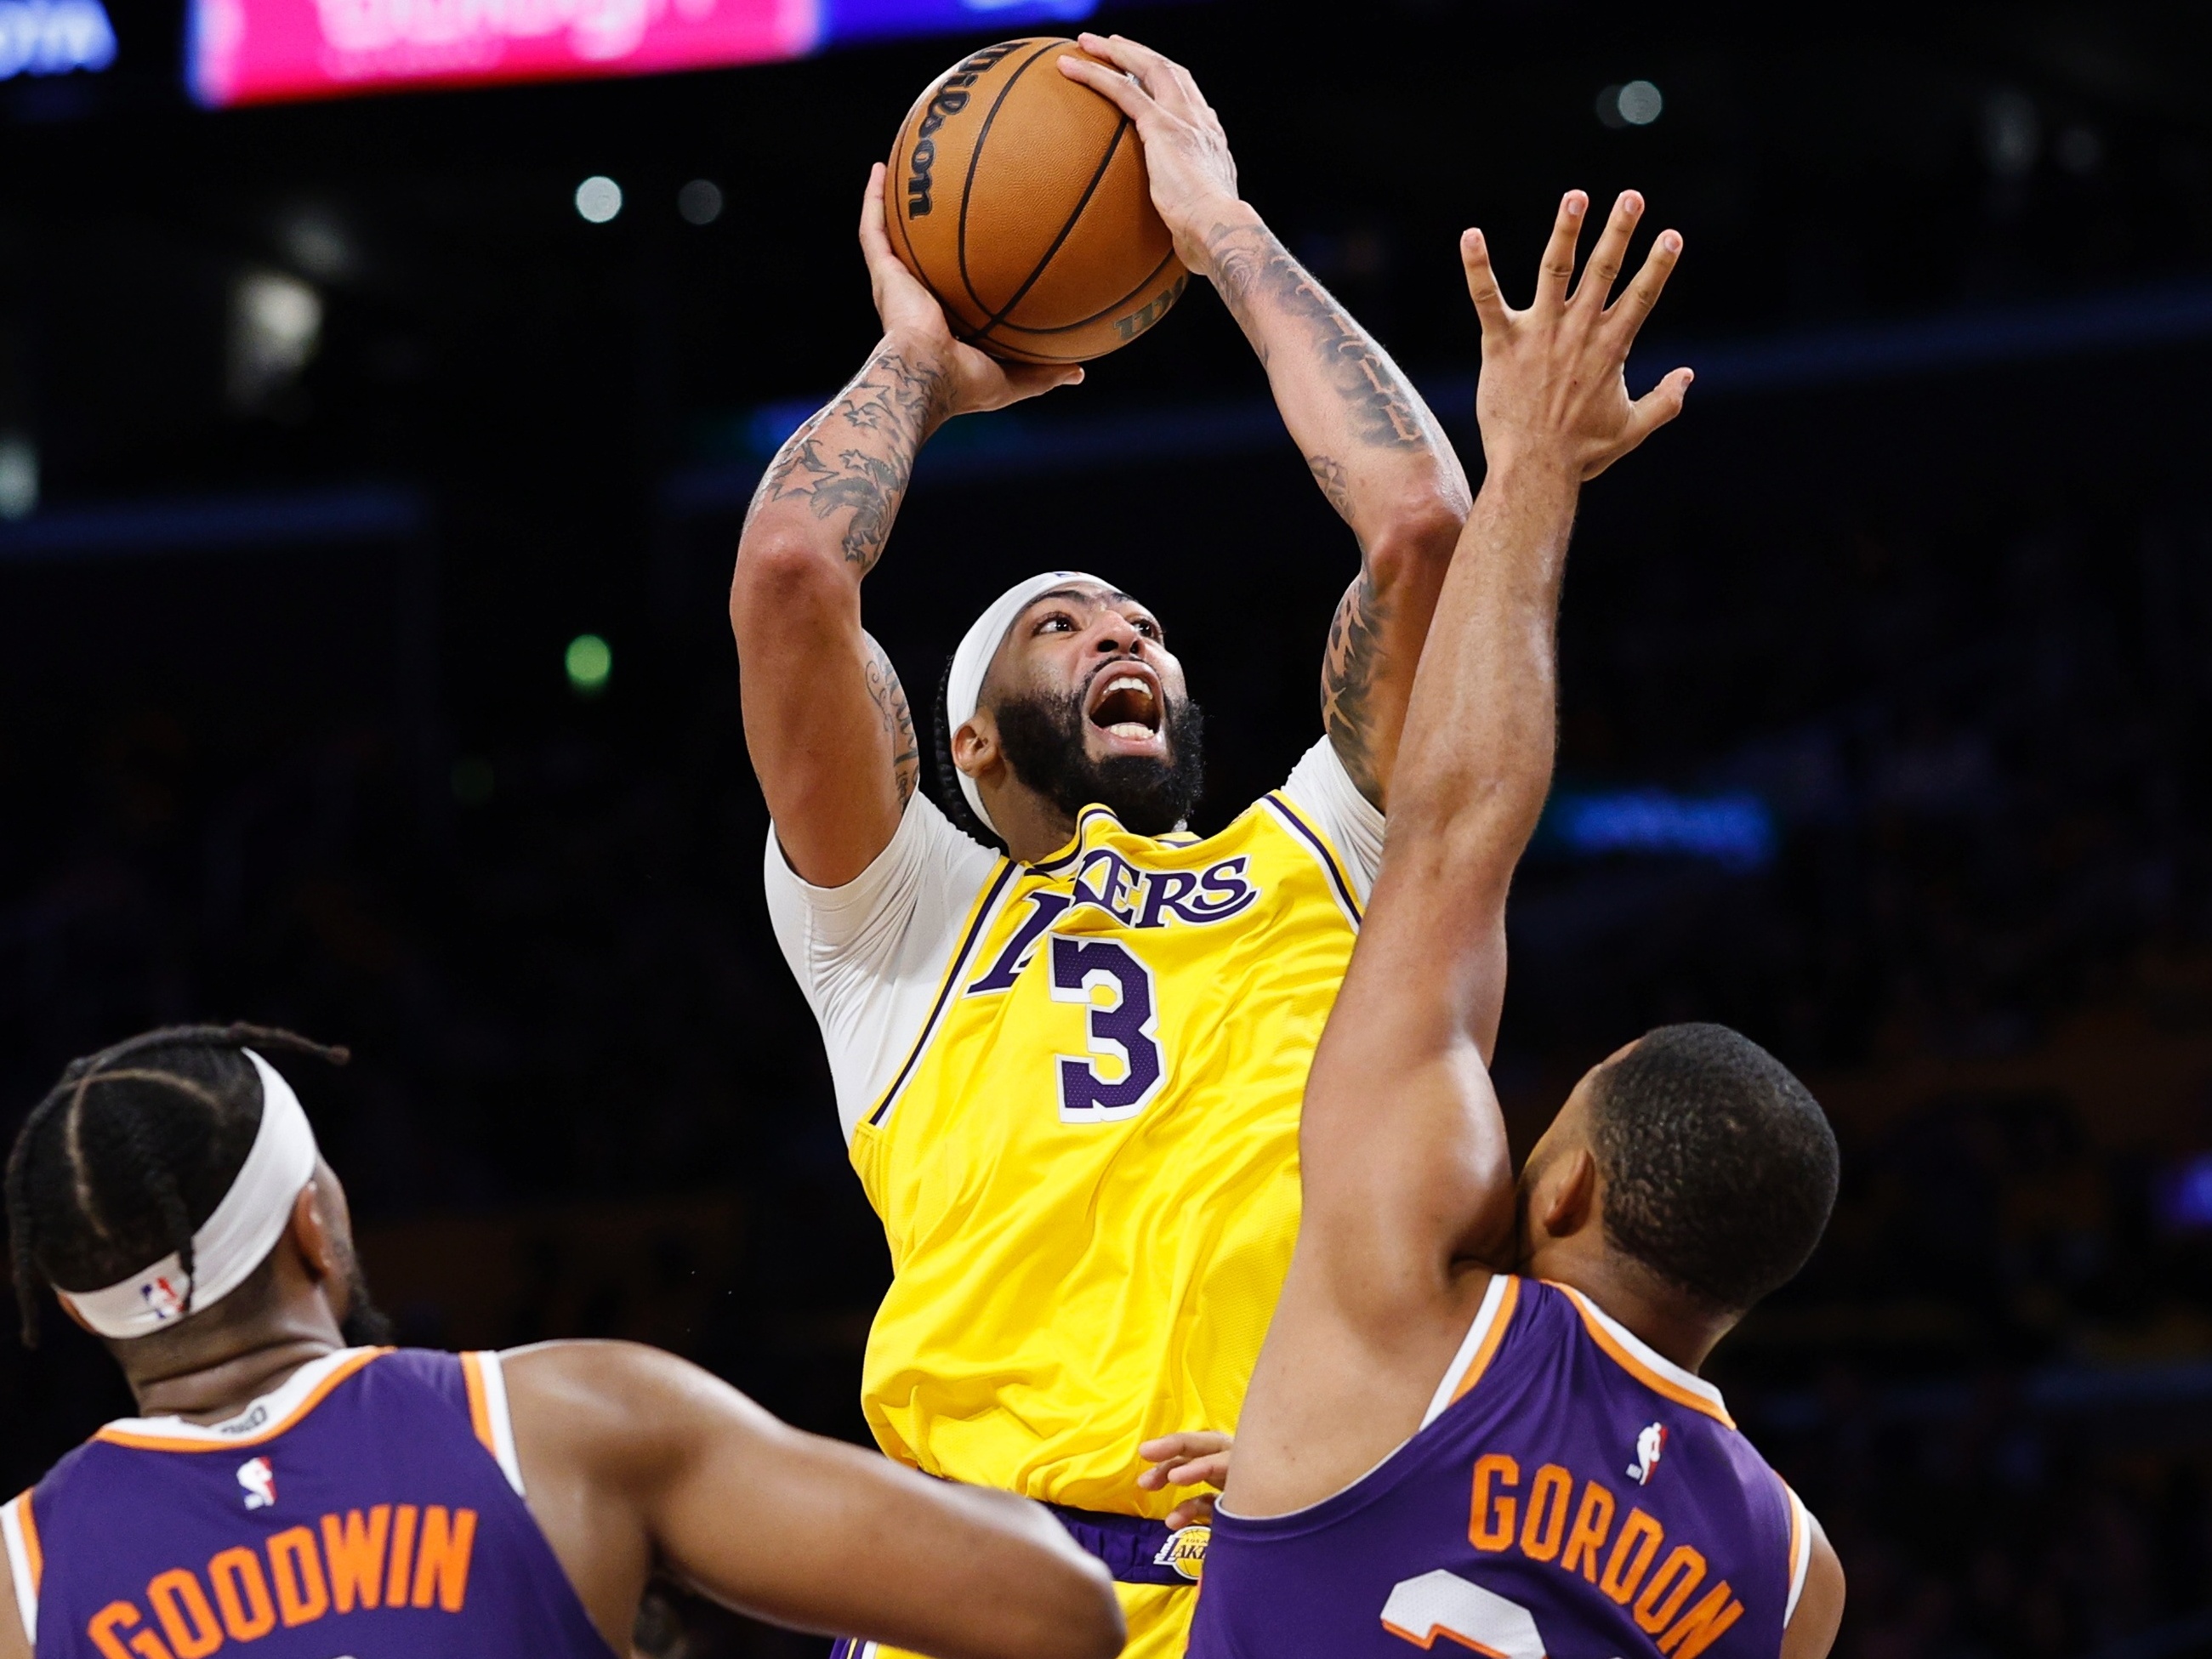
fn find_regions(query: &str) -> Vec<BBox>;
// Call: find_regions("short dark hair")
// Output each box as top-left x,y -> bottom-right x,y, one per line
1590,1022 -> 1839,1312
6,1024 -> 347,1346
934,655 -> 1009,853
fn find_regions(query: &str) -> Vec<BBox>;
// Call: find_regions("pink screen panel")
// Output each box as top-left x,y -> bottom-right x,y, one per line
190,0 -> 819,105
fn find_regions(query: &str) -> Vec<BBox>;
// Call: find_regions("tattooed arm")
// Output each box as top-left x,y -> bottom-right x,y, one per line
732,164 -> 1081,886
1063,36 -> 1472,807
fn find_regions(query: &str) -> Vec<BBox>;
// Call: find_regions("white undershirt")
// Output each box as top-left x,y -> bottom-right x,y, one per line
765,736 -> 1385,1141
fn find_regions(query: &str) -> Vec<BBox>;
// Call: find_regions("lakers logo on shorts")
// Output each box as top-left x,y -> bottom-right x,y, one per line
1154,1524 -> 1211,1582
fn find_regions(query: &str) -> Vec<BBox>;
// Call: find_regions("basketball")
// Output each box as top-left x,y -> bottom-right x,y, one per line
888,37 -> 1189,365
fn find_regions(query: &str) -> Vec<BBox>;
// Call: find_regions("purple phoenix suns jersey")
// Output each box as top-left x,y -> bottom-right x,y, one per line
1188,1277 -> 1814,1659
2,1347 -> 615,1659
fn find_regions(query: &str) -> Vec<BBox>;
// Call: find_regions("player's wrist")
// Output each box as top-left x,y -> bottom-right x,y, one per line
1186,198 -> 1266,273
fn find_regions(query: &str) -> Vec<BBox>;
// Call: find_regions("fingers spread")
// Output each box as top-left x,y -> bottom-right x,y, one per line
1572,190 -> 1643,310
1533,190 -> 1588,305
1607,228 -> 1684,335
1460,229 -> 1512,333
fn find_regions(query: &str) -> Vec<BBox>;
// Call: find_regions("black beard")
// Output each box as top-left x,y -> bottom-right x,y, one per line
993,679 -> 1206,838
338,1255 -> 394,1348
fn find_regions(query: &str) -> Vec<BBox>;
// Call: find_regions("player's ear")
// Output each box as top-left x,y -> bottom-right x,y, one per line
952,712 -> 999,781
288,1165 -> 350,1286
1537,1146 -> 1598,1241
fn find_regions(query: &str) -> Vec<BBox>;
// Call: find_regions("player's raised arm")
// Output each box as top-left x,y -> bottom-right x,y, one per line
1233,194 -> 1690,1509
1061,37 -> 1472,808
504,1340 -> 1124,1659
731,164 -> 1083,887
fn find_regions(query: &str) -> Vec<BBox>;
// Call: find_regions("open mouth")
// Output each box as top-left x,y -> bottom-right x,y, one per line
1086,665 -> 1163,742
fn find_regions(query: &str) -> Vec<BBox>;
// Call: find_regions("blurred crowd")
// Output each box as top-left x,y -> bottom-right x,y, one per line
6,445 -> 2212,1656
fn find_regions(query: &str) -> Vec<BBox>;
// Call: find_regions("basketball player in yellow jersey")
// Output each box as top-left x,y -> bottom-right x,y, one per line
731,34 -> 1470,1659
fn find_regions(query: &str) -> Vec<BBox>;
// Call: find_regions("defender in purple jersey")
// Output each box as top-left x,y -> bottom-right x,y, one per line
1172,192 -> 1848,1659
0,1024 -> 1123,1659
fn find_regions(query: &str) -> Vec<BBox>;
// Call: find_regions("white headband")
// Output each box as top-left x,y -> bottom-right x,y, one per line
59,1049 -> 321,1341
946,570 -> 1115,834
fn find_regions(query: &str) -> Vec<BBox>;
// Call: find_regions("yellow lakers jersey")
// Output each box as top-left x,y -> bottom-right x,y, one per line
850,790 -> 1363,1519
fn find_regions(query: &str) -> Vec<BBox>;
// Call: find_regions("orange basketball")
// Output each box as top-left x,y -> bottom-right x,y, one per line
887,37 -> 1188,365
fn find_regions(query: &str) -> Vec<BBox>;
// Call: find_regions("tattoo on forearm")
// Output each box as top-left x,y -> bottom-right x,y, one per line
1322,569 -> 1391,806
1206,223 -> 1428,452
864,634 -> 920,810
748,347 -> 952,573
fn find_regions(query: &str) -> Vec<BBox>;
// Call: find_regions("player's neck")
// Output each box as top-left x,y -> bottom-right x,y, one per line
119,1299 -> 350,1424
1538,1248 -> 1737,1375
986,785 -> 1080,865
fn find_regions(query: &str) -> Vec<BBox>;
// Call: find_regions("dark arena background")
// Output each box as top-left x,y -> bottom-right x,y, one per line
8,0 -> 2212,1653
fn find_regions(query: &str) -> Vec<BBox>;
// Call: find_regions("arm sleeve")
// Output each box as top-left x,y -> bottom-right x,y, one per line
765,795 -> 1001,1141
1278,736 -> 1387,906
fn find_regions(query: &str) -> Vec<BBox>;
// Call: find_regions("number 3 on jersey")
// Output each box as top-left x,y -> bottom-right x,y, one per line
1049,937 -> 1168,1123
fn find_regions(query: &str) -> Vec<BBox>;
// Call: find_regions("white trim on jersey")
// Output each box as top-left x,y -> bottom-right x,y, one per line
1421,1272 -> 1514,1429
476,1349 -> 526,1497
1785,1485 -> 1815,1625
1555,1284 -> 1732,1418
2,1495 -> 36,1645
100,1345 -> 375,1446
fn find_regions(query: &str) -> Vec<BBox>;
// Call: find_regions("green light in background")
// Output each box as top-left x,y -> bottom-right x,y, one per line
566,633 -> 611,696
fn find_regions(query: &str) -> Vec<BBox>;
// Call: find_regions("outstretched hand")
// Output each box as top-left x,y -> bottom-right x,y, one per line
1462,190 -> 1691,482
1137,1430 -> 1232,1531
856,162 -> 1084,417
1057,34 -> 1242,271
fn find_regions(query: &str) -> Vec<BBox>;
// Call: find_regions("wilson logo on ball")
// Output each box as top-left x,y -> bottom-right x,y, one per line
906,40 -> 1026,219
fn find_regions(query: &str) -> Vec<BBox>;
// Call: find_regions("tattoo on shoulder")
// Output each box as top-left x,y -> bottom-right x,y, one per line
1321,569 -> 1390,806
1205,222 -> 1428,452
864,635 -> 920,810
747,348 -> 952,574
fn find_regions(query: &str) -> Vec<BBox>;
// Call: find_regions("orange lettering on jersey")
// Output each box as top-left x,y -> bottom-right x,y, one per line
1658,1581 -> 1743,1659
1634,1544 -> 1708,1633
267,1525 -> 329,1626
1519,1464 -> 1573,1563
385,1503 -> 419,1608
210,1544 -> 277,1639
411,1506 -> 477,1611
88,1601 -> 170,1659
1558,1479 -> 1616,1581
145,1568 -> 223,1658
1467,1455 -> 1520,1551
321,1505 -> 390,1611
1599,1507 -> 1665,1604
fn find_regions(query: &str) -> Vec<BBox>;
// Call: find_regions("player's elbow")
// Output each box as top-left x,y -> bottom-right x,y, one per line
730,525 -> 856,645
1363,491 -> 1466,583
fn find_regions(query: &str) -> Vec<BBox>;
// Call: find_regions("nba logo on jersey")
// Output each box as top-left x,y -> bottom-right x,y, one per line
140,1276 -> 186,1321
236,1455 -> 276,1509
1627,1422 -> 1668,1486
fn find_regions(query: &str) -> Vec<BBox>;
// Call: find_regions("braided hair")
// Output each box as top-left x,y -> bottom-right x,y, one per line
6,1024 -> 348,1347
933,654 -> 1008,854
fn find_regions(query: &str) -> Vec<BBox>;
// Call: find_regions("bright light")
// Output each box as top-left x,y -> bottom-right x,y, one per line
0,435 -> 37,520
678,179 -> 724,225
228,270 -> 321,411
1616,80 -> 1663,126
0,0 -> 117,80
575,176 -> 623,224
566,633 -> 612,693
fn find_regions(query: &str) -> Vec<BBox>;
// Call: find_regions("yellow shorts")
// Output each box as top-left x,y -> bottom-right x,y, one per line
866,1580 -> 1191,1659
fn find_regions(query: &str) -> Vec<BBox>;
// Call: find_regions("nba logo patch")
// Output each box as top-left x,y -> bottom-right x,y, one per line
1153,1524 -> 1209,1582
140,1277 -> 186,1321
1627,1423 -> 1668,1486
236,1456 -> 276,1510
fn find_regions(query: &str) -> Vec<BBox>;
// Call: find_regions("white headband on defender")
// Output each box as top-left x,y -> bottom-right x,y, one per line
59,1049 -> 321,1341
946,570 -> 1114,834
